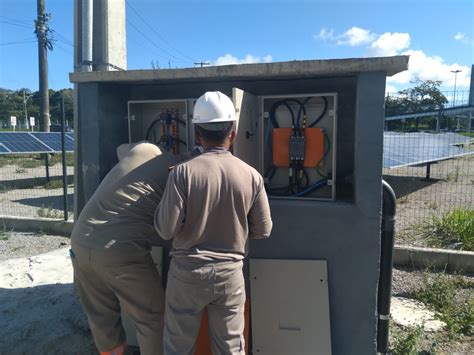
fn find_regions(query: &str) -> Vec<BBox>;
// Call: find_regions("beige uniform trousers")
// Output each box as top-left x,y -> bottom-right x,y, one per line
164,257 -> 245,355
71,240 -> 165,355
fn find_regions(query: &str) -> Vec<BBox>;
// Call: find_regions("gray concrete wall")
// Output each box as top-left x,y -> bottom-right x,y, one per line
75,72 -> 387,354
75,83 -> 128,213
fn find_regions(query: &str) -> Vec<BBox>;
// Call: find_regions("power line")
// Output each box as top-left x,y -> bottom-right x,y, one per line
0,20 -> 32,29
127,19 -> 191,64
0,39 -> 36,46
127,23 -> 177,64
54,41 -> 73,55
0,15 -> 31,25
125,0 -> 197,63
54,33 -> 73,47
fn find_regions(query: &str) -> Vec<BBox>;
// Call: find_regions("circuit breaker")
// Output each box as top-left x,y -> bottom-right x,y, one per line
128,99 -> 195,152
261,93 -> 337,201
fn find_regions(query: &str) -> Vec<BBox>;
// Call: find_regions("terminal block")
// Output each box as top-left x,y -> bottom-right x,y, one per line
272,128 -> 325,168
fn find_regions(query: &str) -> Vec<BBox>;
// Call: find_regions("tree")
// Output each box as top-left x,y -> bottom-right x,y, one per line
385,79 -> 448,131
0,87 -> 73,129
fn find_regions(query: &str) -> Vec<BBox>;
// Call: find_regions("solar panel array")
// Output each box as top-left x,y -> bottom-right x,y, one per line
383,132 -> 473,169
0,132 -> 74,155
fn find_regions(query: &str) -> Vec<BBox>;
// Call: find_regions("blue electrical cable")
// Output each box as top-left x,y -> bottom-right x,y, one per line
292,179 -> 328,197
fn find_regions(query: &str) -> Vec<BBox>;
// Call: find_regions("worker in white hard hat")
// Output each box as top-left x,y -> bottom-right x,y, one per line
71,142 -> 196,355
155,91 -> 273,354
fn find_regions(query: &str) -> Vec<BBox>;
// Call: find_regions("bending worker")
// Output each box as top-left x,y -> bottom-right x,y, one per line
71,142 -> 185,355
155,91 -> 273,354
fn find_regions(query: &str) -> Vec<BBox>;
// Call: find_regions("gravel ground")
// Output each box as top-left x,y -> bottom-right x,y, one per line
0,231 -> 70,262
0,186 -> 74,220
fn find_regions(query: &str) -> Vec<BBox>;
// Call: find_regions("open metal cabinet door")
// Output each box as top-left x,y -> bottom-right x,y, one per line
232,88 -> 261,171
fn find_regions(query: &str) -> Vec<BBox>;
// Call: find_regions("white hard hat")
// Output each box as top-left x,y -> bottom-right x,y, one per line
192,91 -> 236,124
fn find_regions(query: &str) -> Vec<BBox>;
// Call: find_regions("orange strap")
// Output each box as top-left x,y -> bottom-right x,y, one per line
100,342 -> 126,355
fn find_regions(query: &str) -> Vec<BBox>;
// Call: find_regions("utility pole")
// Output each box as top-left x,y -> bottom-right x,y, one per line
451,69 -> 462,108
451,69 -> 462,130
23,89 -> 32,130
36,0 -> 51,132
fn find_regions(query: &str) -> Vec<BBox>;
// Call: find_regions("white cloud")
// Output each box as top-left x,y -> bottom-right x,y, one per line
336,27 -> 375,46
385,84 -> 399,95
315,27 -> 375,46
388,50 -> 471,87
454,32 -> 465,41
315,28 -> 335,41
368,32 -> 410,56
453,32 -> 473,46
213,53 -> 273,66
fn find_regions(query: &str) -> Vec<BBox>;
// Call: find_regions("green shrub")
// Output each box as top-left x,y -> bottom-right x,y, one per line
43,180 -> 63,189
390,325 -> 424,355
19,158 -> 44,169
37,206 -> 63,219
422,208 -> 474,251
410,272 -> 474,337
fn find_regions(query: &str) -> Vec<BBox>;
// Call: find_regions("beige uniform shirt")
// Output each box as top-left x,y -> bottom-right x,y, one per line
155,148 -> 273,261
71,143 -> 179,250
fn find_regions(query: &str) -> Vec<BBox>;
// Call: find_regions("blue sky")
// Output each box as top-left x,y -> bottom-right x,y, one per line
0,0 -> 472,95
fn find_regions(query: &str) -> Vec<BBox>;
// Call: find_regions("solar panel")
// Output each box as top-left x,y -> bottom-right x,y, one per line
0,132 -> 53,154
0,143 -> 10,153
383,132 -> 474,169
31,132 -> 74,152
0,132 -> 75,155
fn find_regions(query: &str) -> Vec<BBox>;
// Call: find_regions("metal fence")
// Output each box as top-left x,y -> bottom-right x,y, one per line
0,152 -> 74,221
383,104 -> 474,234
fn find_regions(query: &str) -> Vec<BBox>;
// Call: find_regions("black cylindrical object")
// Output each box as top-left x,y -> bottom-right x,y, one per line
377,180 -> 396,354
60,95 -> 69,221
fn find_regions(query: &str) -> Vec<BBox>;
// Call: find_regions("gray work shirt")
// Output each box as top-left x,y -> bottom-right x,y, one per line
72,143 -> 179,250
155,148 -> 273,261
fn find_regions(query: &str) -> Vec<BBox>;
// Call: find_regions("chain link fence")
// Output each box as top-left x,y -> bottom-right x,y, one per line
0,152 -> 74,221
383,94 -> 474,235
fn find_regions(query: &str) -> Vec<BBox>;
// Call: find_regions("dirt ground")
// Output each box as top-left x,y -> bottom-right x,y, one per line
0,232 -> 473,354
0,233 -> 96,354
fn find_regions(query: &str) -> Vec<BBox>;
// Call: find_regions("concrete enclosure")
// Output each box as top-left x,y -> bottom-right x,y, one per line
71,56 -> 408,354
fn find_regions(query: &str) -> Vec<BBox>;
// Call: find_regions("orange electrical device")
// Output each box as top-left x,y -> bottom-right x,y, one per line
272,127 -> 325,167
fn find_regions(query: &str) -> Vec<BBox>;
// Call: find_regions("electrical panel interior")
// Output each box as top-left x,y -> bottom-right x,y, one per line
261,94 -> 337,201
128,100 -> 194,153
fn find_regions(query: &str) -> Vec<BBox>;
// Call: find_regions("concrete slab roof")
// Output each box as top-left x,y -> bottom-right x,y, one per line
70,56 -> 409,85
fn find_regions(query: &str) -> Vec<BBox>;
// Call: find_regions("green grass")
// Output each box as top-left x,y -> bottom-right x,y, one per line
460,132 -> 474,138
390,325 -> 426,355
421,208 -> 474,251
43,180 -> 64,190
37,205 -> 63,219
18,157 -> 44,169
410,272 -> 474,338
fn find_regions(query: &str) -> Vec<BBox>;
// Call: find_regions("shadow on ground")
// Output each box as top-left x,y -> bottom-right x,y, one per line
383,175 -> 440,198
13,193 -> 74,210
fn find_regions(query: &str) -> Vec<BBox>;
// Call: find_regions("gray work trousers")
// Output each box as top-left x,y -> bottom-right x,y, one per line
164,257 -> 246,355
71,240 -> 165,355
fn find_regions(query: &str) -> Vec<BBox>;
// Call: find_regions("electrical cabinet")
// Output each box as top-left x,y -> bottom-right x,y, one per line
127,91 -> 337,201
233,90 -> 337,201
128,99 -> 195,152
